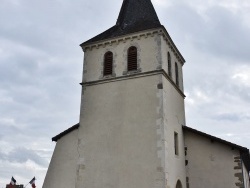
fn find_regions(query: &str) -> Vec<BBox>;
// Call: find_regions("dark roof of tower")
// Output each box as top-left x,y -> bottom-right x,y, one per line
81,0 -> 162,46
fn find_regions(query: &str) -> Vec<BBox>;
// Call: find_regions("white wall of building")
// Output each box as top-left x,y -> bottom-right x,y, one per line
184,131 -> 243,188
42,129 -> 79,188
82,29 -> 184,93
162,75 -> 186,188
77,75 -> 165,188
78,30 -> 187,188
160,36 -> 184,91
43,27 -> 187,188
83,30 -> 162,83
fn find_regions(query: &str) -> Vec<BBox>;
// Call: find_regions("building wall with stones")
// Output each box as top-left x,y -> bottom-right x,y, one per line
77,75 -> 165,188
162,75 -> 186,188
76,27 -> 186,188
82,28 -> 184,93
184,130 -> 247,188
82,29 -> 162,83
43,27 -> 187,188
42,0 -> 250,187
160,35 -> 184,92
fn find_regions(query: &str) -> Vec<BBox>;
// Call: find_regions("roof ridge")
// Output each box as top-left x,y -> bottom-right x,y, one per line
52,123 -> 80,142
183,125 -> 248,150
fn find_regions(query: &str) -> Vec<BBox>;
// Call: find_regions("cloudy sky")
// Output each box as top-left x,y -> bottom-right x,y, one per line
0,0 -> 250,187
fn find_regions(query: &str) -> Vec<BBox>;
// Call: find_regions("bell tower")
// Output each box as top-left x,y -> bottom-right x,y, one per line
78,0 -> 186,187
43,0 -> 187,188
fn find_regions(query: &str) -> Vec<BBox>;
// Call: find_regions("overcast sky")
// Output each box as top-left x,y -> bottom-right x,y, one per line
0,0 -> 250,187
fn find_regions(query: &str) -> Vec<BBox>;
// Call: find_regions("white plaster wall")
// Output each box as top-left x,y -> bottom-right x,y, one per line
162,76 -> 186,188
42,129 -> 79,188
82,30 -> 163,83
43,27 -> 187,188
83,33 -> 184,94
184,131 -> 241,188
160,36 -> 184,92
79,29 -> 187,188
77,75 -> 165,188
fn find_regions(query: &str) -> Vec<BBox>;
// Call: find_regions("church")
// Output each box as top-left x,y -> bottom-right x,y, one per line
42,0 -> 250,188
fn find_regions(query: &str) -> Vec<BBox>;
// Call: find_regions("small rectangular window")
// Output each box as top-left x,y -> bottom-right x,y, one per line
175,62 -> 179,87
174,132 -> 179,155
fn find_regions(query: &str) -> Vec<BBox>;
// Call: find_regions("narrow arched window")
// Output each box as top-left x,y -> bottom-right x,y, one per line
127,46 -> 137,71
175,62 -> 179,87
176,180 -> 182,188
168,52 -> 172,78
174,132 -> 179,155
103,51 -> 113,76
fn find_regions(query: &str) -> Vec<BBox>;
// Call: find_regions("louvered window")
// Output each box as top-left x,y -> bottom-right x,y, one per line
175,62 -> 179,87
103,51 -> 113,76
168,52 -> 172,78
127,46 -> 137,71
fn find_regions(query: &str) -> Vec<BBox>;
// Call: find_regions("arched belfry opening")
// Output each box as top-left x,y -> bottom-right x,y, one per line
103,51 -> 113,76
127,46 -> 137,71
176,180 -> 182,188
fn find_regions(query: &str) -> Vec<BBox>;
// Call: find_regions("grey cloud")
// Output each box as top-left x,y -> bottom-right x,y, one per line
184,63 -> 250,137
0,0 -> 121,57
0,147 -> 48,167
0,56 -> 41,88
230,83 -> 250,102
213,113 -> 243,122
0,39 -> 81,138
0,160 -> 47,185
201,7 -> 250,62
0,123 -> 21,138
163,3 -> 250,62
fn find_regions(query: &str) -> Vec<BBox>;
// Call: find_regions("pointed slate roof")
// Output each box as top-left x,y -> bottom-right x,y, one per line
81,0 -> 162,46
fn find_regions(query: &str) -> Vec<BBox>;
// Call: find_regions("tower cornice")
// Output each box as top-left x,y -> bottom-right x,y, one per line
81,27 -> 186,65
80,69 -> 186,98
